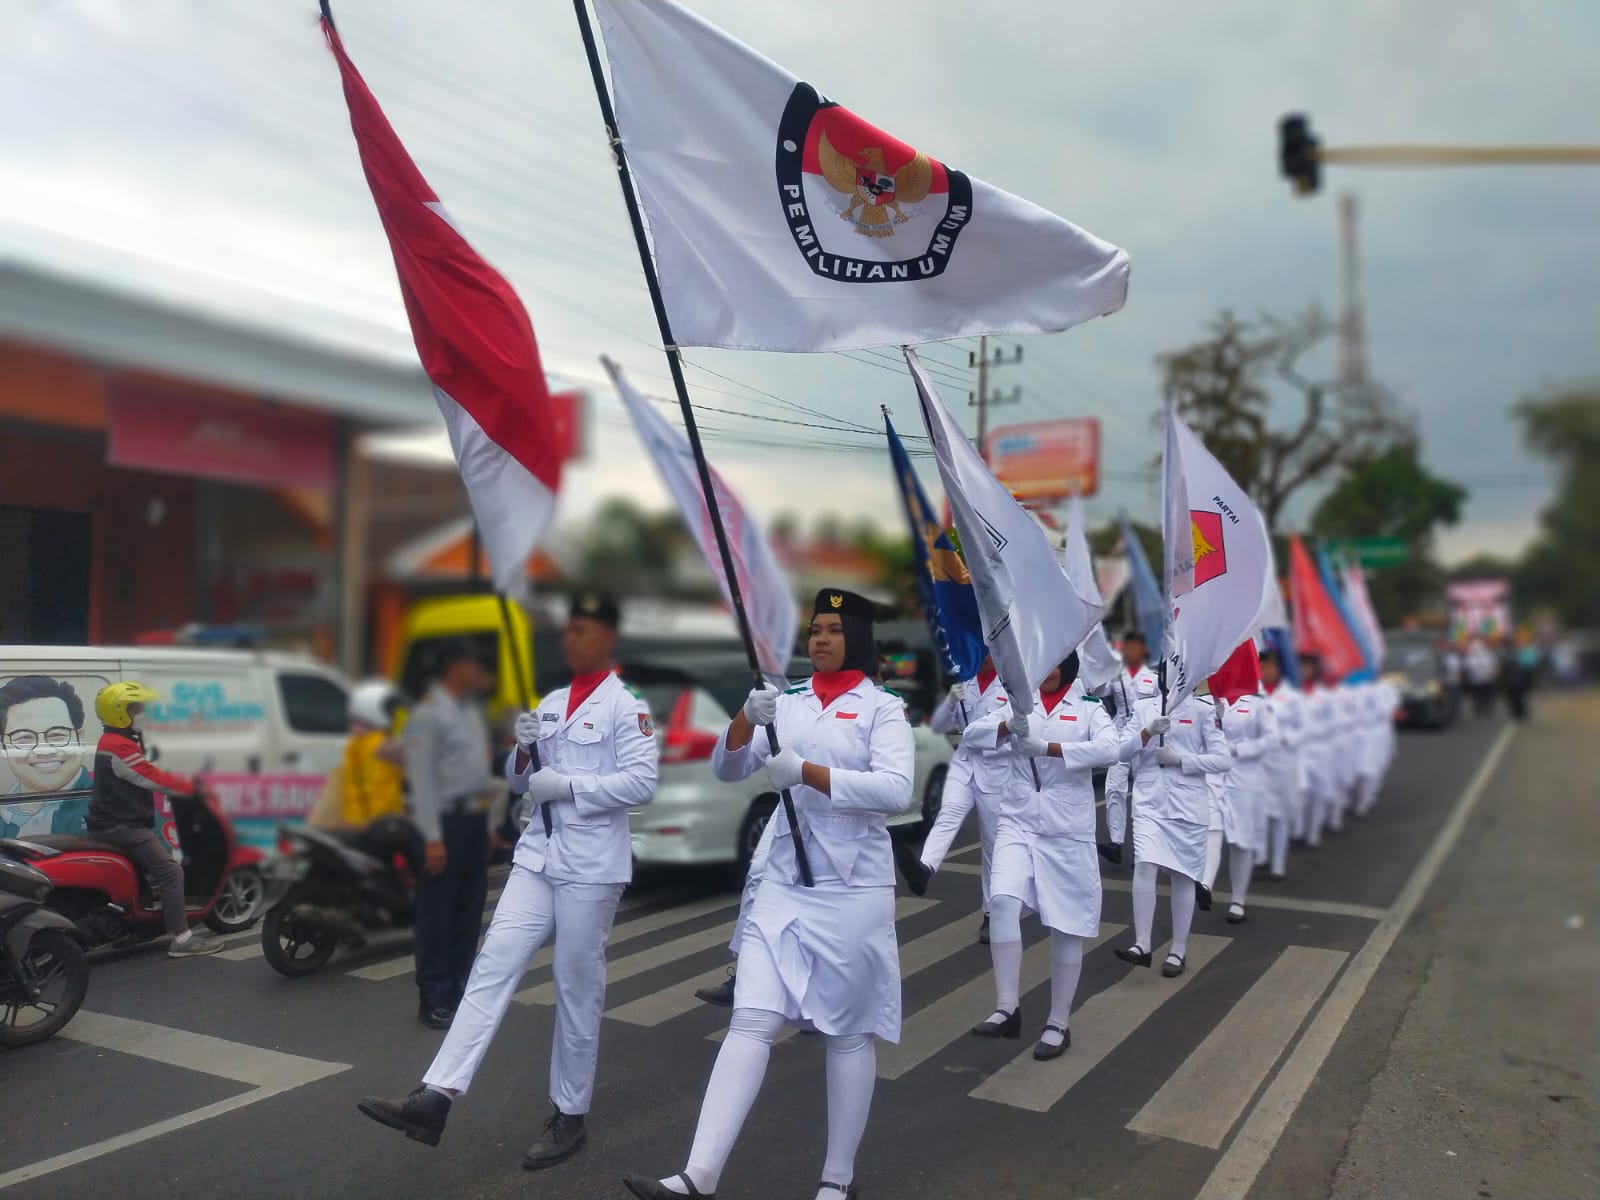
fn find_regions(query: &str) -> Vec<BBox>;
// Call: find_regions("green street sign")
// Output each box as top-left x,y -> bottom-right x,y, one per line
1331,536 -> 1409,570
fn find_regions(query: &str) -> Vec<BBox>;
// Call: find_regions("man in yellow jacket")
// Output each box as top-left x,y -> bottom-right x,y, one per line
312,680 -> 407,830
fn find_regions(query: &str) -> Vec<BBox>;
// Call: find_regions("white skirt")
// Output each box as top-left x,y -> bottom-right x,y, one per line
988,823 -> 1101,938
734,877 -> 901,1042
1132,811 -> 1207,881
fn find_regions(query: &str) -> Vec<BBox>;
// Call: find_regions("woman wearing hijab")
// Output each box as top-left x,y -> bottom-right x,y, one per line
1114,670 -> 1233,978
959,652 -> 1121,1058
624,590 -> 915,1200
1210,674 -> 1278,924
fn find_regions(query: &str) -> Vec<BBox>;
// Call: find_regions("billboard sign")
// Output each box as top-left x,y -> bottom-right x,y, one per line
983,418 -> 1100,501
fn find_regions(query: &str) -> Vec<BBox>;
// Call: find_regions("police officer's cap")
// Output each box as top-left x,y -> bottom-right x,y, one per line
570,592 -> 621,629
1122,628 -> 1148,645
431,637 -> 483,676
811,588 -> 876,623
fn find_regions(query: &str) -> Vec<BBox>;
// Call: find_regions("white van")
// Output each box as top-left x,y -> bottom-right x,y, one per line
0,647 -> 350,849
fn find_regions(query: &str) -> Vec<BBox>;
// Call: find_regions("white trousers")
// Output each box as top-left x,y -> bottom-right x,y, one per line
919,773 -> 997,910
1103,761 -> 1131,844
423,863 -> 623,1114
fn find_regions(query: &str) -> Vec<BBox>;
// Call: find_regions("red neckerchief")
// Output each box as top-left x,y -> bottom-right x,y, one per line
811,670 -> 865,710
1041,686 -> 1072,714
1125,663 -> 1145,678
566,669 -> 613,718
976,664 -> 998,692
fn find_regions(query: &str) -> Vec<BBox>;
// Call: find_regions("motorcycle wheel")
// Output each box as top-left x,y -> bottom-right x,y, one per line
205,867 -> 266,934
0,930 -> 90,1049
261,886 -> 339,978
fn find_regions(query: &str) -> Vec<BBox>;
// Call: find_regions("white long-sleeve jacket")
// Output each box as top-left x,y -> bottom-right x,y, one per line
960,692 -> 1119,839
1119,695 -> 1233,825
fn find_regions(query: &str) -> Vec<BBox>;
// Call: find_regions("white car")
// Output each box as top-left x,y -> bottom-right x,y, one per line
618,655 -> 950,873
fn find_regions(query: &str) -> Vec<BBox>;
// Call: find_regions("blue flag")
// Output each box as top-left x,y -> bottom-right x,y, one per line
1119,514 -> 1166,659
1316,544 -> 1375,680
885,417 -> 987,679
1261,626 -> 1301,688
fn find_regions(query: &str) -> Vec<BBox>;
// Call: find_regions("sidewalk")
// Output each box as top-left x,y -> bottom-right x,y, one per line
1328,691 -> 1600,1200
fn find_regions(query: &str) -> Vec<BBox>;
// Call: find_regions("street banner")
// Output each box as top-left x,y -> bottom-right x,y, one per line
1063,493 -> 1121,690
908,349 -> 1099,701
1288,535 -> 1366,679
1446,577 -> 1512,641
591,0 -> 1129,351
607,359 -> 796,677
885,416 -> 988,680
985,418 -> 1101,501
322,17 -> 560,599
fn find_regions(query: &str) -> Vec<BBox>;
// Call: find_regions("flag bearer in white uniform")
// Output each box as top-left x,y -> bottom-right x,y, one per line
961,652 -> 1120,1058
1352,680 -> 1392,819
1096,630 -> 1161,866
1113,681 -> 1232,979
1297,655 -> 1339,848
358,594 -> 658,1170
912,655 -> 1011,943
624,589 -> 914,1200
1213,683 -> 1278,924
1258,649 -> 1303,880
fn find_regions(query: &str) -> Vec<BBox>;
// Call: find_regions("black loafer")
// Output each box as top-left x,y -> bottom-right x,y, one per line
1162,954 -> 1187,978
523,1108 -> 586,1170
1195,882 -> 1213,912
819,1183 -> 860,1198
695,967 -> 736,1007
418,1002 -> 454,1030
970,1007 -> 1021,1039
977,915 -> 991,945
1226,904 -> 1246,924
1114,944 -> 1152,968
357,1085 -> 450,1147
623,1173 -> 713,1198
1033,1024 -> 1071,1060
1096,841 -> 1123,866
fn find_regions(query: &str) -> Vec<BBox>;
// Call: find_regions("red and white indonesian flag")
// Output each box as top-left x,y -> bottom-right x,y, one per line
323,18 -> 559,598
591,0 -> 1130,352
909,350 -> 1099,701
1062,493 -> 1120,690
1161,409 -> 1273,709
605,358 -> 797,677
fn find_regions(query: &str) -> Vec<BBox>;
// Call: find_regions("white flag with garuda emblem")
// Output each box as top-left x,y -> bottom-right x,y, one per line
591,0 -> 1129,352
1161,408 -> 1274,710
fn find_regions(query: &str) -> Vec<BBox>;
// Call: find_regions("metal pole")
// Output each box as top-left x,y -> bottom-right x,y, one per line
571,0 -> 812,885
1318,144 -> 1600,167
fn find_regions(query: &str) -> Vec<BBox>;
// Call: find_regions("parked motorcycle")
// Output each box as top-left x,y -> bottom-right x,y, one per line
260,815 -> 419,977
3,788 -> 266,950
0,848 -> 89,1048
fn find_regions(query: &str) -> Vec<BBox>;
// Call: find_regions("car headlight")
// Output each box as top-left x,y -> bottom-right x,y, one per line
1424,680 -> 1442,696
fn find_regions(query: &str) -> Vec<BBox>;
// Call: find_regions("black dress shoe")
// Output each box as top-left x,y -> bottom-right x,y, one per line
357,1085 -> 450,1147
893,840 -> 931,896
1033,1024 -> 1071,1060
1096,841 -> 1123,866
418,1003 -> 454,1030
1162,953 -> 1187,978
970,1007 -> 1021,1039
1114,943 -> 1152,968
1226,904 -> 1247,924
819,1183 -> 860,1198
695,967 -> 736,1007
977,914 -> 991,945
1268,871 -> 1287,882
523,1107 -> 586,1170
623,1173 -> 713,1198
1195,882 -> 1213,911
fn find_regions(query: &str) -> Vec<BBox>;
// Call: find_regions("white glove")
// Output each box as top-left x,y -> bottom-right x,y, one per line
1014,735 -> 1049,758
947,681 -> 966,703
527,769 -> 573,805
1145,715 -> 1172,737
1155,745 -> 1183,768
514,710 -> 541,746
1009,712 -> 1032,739
742,682 -> 780,726
764,746 -> 805,791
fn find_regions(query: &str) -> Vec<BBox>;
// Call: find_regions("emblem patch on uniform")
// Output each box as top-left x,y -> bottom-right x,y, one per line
541,712 -> 559,723
1060,714 -> 1077,722
637,713 -> 653,737
828,592 -> 844,608
581,721 -> 594,730
1190,510 -> 1228,586
777,84 -> 972,280
835,711 -> 858,720
1178,718 -> 1193,725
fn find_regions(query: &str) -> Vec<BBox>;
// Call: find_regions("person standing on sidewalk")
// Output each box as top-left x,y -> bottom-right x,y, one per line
405,640 -> 496,1029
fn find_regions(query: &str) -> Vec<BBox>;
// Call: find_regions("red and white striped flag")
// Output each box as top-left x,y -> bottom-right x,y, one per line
322,16 -> 560,598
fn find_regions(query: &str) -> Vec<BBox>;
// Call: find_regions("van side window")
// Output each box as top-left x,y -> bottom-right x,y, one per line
277,674 -> 349,735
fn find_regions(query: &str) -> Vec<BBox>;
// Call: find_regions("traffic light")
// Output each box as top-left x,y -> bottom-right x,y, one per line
1279,113 -> 1321,195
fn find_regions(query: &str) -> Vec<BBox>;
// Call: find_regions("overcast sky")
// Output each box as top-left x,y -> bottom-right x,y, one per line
4,0 -> 1596,561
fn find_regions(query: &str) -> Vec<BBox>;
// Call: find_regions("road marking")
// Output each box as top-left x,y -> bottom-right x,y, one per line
1127,945 -> 1346,1146
947,841 -> 980,858
347,892 -> 732,982
877,921 -> 1124,1081
1099,877 -> 1388,922
602,897 -> 936,1024
969,933 -> 1226,1112
1195,723 -> 1517,1200
216,941 -> 266,962
0,1012 -> 348,1191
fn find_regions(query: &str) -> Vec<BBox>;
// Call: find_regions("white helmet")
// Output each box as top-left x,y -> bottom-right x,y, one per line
349,679 -> 401,729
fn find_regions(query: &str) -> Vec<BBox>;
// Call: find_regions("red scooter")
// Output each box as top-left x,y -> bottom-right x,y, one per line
0,786 -> 266,950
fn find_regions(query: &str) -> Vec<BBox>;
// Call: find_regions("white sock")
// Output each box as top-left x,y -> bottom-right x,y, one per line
1045,931 -> 1083,1039
1203,830 -> 1224,890
1132,861 -> 1157,951
1169,871 -> 1196,959
1229,844 -> 1254,908
818,1033 -> 875,1193
173,930 -> 193,944
989,940 -> 1023,1013
677,1008 -> 780,1193
1269,818 -> 1290,876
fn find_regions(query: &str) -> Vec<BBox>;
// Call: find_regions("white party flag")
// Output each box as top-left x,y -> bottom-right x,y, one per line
1062,493 -> 1120,690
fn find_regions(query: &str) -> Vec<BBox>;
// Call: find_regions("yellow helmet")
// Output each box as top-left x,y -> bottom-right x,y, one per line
95,681 -> 161,730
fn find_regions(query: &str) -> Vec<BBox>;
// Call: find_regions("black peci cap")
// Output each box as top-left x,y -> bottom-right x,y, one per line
570,592 -> 621,629
812,588 -> 876,623
1122,629 -> 1148,645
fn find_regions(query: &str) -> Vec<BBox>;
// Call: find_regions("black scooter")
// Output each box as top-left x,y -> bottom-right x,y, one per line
259,815 -> 419,977
0,845 -> 90,1047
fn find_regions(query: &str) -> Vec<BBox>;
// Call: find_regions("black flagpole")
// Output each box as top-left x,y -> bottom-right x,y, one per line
571,0 -> 812,887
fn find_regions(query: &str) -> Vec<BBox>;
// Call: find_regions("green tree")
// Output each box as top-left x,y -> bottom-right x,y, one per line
1310,442 -> 1467,623
1514,381 -> 1600,626
1159,308 -> 1408,532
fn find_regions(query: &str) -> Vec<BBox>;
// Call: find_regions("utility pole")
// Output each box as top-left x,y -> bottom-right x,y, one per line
1337,192 -> 1370,390
969,335 -> 1024,463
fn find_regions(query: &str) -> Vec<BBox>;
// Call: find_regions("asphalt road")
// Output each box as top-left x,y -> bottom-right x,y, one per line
2,700 -> 1590,1200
